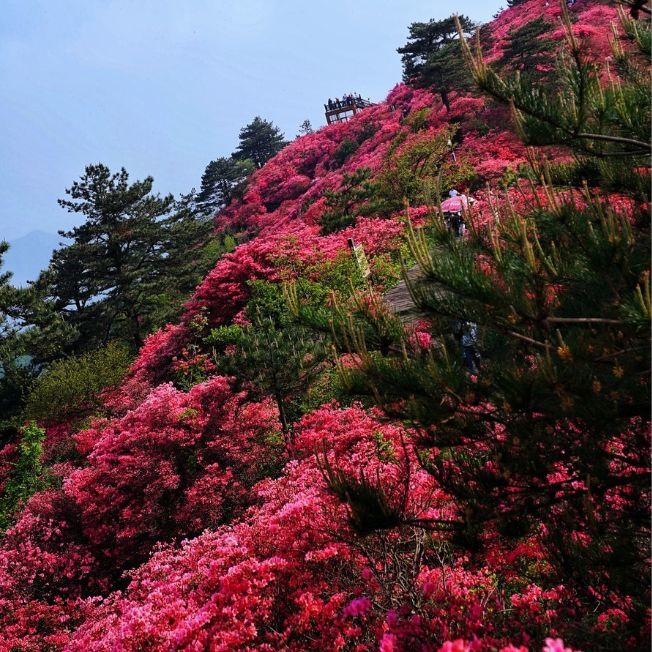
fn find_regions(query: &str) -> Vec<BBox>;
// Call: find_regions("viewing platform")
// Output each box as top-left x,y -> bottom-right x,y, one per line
324,94 -> 374,125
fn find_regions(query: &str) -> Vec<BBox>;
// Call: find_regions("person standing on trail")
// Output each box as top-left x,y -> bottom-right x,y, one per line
461,321 -> 480,374
440,189 -> 475,238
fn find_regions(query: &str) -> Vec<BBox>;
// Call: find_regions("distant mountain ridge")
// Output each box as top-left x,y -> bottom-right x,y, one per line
4,230 -> 62,287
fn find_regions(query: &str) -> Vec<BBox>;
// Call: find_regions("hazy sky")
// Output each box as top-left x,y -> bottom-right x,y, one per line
0,0 -> 503,241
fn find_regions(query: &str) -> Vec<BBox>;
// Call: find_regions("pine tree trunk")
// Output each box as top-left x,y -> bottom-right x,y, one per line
440,88 -> 451,112
274,390 -> 291,441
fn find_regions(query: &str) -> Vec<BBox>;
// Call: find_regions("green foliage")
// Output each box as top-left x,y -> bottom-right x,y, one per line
333,139 -> 359,168
538,157 -> 648,194
304,251 -> 365,296
619,7 -> 651,53
398,15 -> 477,110
40,164 -> 215,351
233,116 -> 288,169
196,157 -> 255,216
0,422 -> 46,530
317,451 -> 403,535
373,430 -> 397,462
320,168 -> 374,234
206,323 -> 243,348
355,120 -> 380,144
159,199 -> 224,325
332,122 -> 380,169
466,116 -> 491,136
296,366 -> 351,414
25,342 -> 131,424
499,165 -> 520,189
297,119 -> 314,137
206,281 -> 329,436
222,234 -> 237,252
371,127 -> 475,213
404,107 -> 432,132
499,18 -> 556,80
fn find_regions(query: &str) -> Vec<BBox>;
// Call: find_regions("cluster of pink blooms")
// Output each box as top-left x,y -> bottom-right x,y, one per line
0,398 -> 594,649
0,1 -> 645,649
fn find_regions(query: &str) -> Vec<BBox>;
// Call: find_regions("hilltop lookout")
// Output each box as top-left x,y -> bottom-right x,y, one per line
324,93 -> 374,124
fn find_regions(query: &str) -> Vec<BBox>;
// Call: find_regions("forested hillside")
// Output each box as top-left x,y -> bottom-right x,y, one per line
0,0 -> 649,649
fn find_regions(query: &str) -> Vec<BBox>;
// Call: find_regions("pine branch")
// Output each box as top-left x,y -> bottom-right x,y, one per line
575,132 -> 650,151
544,317 -> 625,325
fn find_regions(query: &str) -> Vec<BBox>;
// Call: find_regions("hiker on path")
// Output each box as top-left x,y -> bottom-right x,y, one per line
441,189 -> 475,238
453,320 -> 481,374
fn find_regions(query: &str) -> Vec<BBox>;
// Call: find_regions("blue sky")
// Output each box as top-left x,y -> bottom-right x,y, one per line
0,0 -> 503,241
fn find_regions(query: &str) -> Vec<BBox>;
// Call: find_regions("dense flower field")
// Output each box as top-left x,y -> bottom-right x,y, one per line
1,1 -> 648,650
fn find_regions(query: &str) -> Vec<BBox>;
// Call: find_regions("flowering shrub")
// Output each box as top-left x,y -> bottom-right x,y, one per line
0,1 -> 648,649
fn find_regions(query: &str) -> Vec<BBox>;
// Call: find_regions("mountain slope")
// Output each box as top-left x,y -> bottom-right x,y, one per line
0,1 -> 647,650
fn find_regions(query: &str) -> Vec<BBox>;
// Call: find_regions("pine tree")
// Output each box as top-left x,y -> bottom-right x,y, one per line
336,7 -> 650,642
233,117 -> 287,169
397,16 -> 476,110
207,281 -> 328,437
195,157 -> 254,216
46,164 -> 177,350
0,244 -> 75,433
297,119 -> 314,137
499,18 -> 556,79
152,195 -> 221,327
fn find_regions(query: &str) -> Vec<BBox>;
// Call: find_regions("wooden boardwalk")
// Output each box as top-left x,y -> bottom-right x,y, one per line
384,265 -> 423,322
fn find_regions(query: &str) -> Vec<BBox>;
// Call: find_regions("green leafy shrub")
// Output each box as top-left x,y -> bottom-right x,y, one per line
304,252 -> 365,295
332,139 -> 359,168
405,107 -> 432,132
320,168 -> 374,234
371,128 -> 477,213
25,342 -> 132,424
0,422 -> 45,530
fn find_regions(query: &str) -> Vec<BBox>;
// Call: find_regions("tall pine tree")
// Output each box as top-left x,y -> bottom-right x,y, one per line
397,16 -> 477,110
233,116 -> 287,169
195,156 -> 254,216
44,164 -> 177,349
499,18 -> 556,79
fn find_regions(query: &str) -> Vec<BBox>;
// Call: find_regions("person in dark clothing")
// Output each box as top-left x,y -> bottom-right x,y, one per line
452,320 -> 481,373
448,212 -> 464,238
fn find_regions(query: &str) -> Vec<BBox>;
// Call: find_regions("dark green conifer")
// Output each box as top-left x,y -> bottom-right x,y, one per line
196,157 -> 254,216
397,16 -> 476,110
233,116 -> 287,169
44,164 -> 177,349
499,18 -> 556,79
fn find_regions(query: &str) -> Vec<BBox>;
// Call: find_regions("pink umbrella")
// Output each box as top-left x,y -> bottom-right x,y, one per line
440,195 -> 472,212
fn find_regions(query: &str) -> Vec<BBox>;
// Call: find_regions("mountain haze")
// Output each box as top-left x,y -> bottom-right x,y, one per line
4,231 -> 62,286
